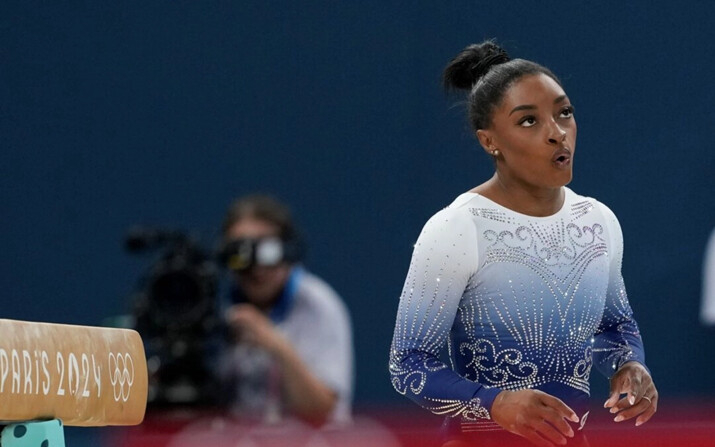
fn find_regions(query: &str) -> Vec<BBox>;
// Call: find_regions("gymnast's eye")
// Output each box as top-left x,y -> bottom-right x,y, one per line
559,106 -> 575,119
518,116 -> 537,128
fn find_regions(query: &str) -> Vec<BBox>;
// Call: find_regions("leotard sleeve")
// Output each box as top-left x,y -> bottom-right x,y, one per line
592,203 -> 648,377
389,207 -> 501,419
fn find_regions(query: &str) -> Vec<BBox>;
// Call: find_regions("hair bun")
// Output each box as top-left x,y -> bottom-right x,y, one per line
443,41 -> 510,91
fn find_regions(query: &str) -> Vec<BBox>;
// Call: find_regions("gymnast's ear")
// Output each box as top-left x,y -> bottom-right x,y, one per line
476,129 -> 497,156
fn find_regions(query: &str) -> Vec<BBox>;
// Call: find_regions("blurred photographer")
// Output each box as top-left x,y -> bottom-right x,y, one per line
218,194 -> 353,427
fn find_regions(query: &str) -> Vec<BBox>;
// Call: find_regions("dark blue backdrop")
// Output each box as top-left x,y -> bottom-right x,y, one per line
2,1 -> 714,411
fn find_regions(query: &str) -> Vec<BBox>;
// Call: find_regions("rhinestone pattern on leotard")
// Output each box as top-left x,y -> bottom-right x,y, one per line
389,188 -> 645,422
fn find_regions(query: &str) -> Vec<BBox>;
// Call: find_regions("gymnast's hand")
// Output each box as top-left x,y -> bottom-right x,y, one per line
491,389 -> 579,447
604,361 -> 658,426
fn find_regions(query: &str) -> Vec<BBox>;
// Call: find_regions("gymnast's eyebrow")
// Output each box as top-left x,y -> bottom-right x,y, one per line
509,95 -> 568,116
509,104 -> 535,115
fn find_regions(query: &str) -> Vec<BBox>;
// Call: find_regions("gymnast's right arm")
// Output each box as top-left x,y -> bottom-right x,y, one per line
389,208 -> 502,419
389,209 -> 579,447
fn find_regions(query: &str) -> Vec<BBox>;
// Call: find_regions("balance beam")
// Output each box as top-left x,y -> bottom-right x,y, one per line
0,319 -> 147,427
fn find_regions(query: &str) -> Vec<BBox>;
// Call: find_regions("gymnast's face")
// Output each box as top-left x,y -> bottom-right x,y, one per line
226,216 -> 291,309
478,73 -> 577,189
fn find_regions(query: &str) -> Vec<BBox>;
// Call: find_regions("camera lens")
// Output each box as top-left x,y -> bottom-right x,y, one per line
150,269 -> 204,329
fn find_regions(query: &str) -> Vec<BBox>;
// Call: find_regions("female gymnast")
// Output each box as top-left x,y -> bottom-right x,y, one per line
389,41 -> 658,446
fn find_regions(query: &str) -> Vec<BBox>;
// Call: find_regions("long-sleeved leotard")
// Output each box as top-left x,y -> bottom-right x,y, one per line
389,187 -> 647,433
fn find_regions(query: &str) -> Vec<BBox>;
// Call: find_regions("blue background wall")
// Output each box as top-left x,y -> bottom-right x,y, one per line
2,0 -> 714,413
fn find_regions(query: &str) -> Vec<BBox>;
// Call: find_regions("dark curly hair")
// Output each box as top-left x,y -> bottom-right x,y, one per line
222,194 -> 297,242
443,40 -> 561,131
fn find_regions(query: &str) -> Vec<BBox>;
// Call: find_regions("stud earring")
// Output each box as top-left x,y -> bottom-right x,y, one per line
491,149 -> 500,157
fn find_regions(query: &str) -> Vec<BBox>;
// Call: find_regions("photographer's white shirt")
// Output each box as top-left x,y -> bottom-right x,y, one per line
220,268 -> 354,425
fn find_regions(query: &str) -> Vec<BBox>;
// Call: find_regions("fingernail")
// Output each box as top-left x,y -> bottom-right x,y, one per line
629,396 -> 635,405
635,420 -> 643,427
571,414 -> 579,423
603,400 -> 609,408
609,407 -> 618,414
567,429 -> 574,438
614,415 -> 623,422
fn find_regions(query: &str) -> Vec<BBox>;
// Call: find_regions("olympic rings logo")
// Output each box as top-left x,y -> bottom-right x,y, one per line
108,352 -> 135,402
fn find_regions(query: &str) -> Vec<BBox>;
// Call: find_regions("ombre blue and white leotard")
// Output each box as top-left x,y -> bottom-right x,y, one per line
389,187 -> 647,433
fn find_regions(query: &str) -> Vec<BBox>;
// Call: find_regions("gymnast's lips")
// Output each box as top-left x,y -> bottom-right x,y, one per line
552,147 -> 572,167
